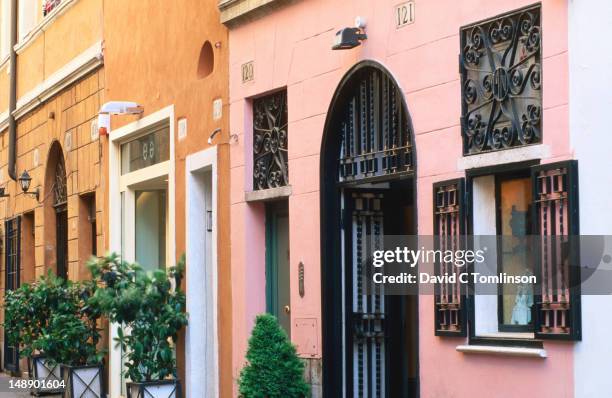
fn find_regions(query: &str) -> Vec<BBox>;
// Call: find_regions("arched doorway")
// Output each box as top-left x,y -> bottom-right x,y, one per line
320,61 -> 419,397
44,141 -> 68,279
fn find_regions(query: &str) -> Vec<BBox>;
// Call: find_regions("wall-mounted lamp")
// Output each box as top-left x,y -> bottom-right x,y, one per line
97,101 -> 145,137
332,18 -> 367,50
207,128 -> 222,145
208,128 -> 239,145
18,170 -> 39,201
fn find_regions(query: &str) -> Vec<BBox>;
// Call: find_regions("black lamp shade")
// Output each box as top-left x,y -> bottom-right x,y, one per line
332,27 -> 367,50
19,170 -> 32,193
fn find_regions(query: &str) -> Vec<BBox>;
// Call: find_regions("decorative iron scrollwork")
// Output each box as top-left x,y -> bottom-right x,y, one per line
460,5 -> 542,155
338,68 -> 413,183
253,91 -> 288,190
54,159 -> 67,210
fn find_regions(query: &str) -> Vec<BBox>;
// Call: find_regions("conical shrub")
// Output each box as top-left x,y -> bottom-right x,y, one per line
238,314 -> 309,398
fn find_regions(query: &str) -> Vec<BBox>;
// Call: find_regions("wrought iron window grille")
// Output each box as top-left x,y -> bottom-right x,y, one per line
54,159 -> 68,211
253,90 -> 289,191
460,5 -> 542,155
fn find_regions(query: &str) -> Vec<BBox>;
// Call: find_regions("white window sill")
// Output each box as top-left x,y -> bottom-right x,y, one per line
456,345 -> 547,358
245,185 -> 292,202
457,143 -> 549,170
478,332 -> 534,339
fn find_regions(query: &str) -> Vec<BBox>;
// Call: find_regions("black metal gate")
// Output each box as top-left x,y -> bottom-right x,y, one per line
321,62 -> 417,398
344,192 -> 386,398
4,217 -> 21,371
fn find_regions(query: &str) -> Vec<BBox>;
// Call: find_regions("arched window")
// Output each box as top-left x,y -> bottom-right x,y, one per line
45,142 -> 68,280
336,67 -> 413,184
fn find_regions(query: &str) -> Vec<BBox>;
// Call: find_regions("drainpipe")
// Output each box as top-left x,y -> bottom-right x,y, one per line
7,0 -> 17,180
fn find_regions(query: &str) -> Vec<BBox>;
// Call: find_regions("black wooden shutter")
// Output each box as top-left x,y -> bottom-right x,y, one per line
433,179 -> 467,336
531,160 -> 581,340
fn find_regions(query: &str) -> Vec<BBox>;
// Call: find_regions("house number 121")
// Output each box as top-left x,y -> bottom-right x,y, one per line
395,1 -> 415,29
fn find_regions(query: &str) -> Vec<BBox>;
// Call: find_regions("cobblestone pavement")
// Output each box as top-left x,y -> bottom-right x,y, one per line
0,373 -> 28,397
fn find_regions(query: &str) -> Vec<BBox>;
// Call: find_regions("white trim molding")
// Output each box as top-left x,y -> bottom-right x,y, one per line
456,345 -> 547,358
0,55 -> 9,71
457,144 -> 550,171
13,40 -> 103,120
14,0 -> 80,55
219,0 -> 292,26
0,110 -> 9,133
185,146 -> 219,398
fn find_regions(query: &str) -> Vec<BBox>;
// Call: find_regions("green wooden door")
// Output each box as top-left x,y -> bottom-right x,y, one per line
266,202 -> 291,336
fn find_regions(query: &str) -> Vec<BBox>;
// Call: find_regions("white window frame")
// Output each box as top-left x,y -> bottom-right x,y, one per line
471,174 -> 534,340
0,0 -> 11,62
185,146 -> 219,398
108,105 -> 176,397
18,0 -> 38,42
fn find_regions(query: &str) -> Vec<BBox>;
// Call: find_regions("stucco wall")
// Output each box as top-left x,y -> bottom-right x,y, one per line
102,1 -> 231,396
0,68 -> 105,278
569,0 -> 612,397
0,67 -> 106,373
15,0 -> 104,100
228,0 -> 575,396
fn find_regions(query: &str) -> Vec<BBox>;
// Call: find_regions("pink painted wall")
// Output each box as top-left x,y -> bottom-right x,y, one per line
228,0 -> 574,396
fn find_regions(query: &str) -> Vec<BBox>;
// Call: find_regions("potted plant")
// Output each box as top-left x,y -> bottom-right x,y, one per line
33,278 -> 106,398
88,254 -> 188,398
238,314 -> 310,398
4,272 -> 66,395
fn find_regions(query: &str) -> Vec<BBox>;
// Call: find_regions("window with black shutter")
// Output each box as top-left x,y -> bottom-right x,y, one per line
531,160 -> 581,340
433,179 -> 467,336
454,160 -> 581,343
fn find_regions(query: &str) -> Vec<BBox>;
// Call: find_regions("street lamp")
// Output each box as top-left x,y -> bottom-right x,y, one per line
18,170 -> 39,201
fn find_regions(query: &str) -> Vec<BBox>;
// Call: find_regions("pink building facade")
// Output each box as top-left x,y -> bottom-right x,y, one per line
223,0 -> 612,396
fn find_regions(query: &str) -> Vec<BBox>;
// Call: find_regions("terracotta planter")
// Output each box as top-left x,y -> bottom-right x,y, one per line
126,379 -> 181,398
27,354 -> 64,395
61,363 -> 104,398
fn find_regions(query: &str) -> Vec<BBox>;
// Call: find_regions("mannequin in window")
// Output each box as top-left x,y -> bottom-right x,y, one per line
511,271 -> 534,325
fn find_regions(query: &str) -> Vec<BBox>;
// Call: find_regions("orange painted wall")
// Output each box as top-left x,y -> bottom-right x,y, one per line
0,0 -> 107,375
15,0 -> 104,99
0,68 -> 107,373
102,1 -> 231,396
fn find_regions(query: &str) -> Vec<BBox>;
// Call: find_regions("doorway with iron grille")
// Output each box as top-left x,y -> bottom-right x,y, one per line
321,61 -> 419,397
44,142 -> 68,280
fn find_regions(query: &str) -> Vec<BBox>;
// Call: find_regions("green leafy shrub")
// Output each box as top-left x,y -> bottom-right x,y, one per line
3,271 -> 104,366
88,253 -> 188,382
4,281 -> 46,358
238,314 -> 309,398
33,279 -> 104,366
